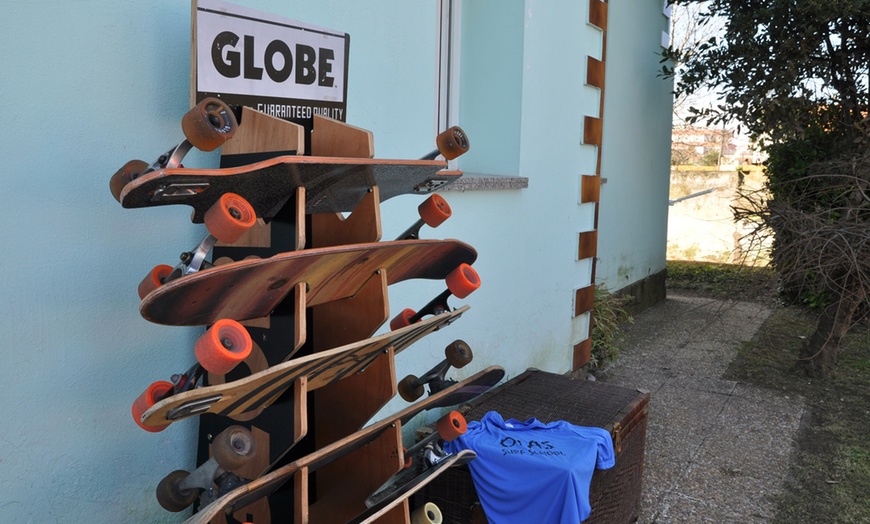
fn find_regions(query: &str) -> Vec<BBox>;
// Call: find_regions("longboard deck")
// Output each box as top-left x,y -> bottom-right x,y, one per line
182,366 -> 505,524
119,155 -> 461,220
141,306 -> 469,428
140,239 -> 477,326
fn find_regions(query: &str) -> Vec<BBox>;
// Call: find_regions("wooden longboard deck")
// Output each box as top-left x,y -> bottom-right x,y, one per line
141,306 -> 469,428
118,154 -> 461,220
182,366 -> 505,524
140,239 -> 477,326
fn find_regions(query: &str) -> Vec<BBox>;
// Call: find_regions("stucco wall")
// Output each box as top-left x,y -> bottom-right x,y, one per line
1,0 -> 663,520
596,0 -> 674,297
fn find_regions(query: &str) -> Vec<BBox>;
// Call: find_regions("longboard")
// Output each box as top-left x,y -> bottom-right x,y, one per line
140,239 -> 478,326
117,155 -> 461,220
139,306 -> 469,429
182,366 -> 505,524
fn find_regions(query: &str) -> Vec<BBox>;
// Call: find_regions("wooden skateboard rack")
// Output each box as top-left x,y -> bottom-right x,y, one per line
197,110 -> 422,523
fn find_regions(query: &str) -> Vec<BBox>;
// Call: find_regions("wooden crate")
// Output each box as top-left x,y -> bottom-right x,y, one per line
414,369 -> 649,523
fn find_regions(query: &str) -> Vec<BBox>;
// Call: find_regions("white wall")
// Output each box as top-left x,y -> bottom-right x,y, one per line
596,0 -> 674,292
1,0 -> 664,520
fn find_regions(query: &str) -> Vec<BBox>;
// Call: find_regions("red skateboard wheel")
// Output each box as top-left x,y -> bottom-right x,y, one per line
194,319 -> 252,375
418,194 -> 452,228
138,264 -> 173,300
204,192 -> 256,244
435,410 -> 467,441
132,381 -> 173,432
390,308 -> 417,331
446,263 -> 480,299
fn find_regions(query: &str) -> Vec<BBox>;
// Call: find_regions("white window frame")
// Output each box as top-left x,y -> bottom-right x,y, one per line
436,0 -> 462,167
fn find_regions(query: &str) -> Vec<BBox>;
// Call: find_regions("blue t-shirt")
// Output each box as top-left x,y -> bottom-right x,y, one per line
443,411 -> 615,523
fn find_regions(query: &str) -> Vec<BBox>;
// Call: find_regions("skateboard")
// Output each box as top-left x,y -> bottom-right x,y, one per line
180,366 -> 505,524
135,305 -> 470,431
350,450 -> 476,524
139,239 -> 481,326
111,98 -> 468,227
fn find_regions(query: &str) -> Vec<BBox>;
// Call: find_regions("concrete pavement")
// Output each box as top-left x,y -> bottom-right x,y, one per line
596,291 -> 806,523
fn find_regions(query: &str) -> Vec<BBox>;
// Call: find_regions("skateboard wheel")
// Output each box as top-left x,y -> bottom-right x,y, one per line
435,410 -> 467,441
132,381 -> 173,432
445,340 -> 473,368
195,319 -> 252,374
156,469 -> 201,512
213,425 -> 256,471
389,308 -> 417,331
411,502 -> 443,524
204,192 -> 256,243
436,126 -> 469,160
181,97 -> 238,151
110,159 -> 149,203
138,264 -> 174,300
446,263 -> 481,299
398,374 -> 425,402
418,194 -> 452,228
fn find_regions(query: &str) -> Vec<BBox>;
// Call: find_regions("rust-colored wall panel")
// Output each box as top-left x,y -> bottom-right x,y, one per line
589,0 -> 608,30
574,285 -> 595,317
586,56 -> 605,89
581,175 -> 601,203
583,116 -> 603,147
578,230 -> 598,260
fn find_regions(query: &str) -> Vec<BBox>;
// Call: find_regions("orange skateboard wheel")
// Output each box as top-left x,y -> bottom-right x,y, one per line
203,192 -> 256,243
398,374 -> 425,402
132,381 -> 173,432
436,126 -> 469,160
181,97 -> 238,151
138,264 -> 173,300
156,469 -> 200,512
194,319 -> 252,375
110,159 -> 149,203
418,194 -> 452,228
446,263 -> 480,299
435,410 -> 467,441
390,308 -> 417,331
212,425 -> 256,471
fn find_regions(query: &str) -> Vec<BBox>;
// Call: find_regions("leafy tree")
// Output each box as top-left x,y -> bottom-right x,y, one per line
664,0 -> 870,377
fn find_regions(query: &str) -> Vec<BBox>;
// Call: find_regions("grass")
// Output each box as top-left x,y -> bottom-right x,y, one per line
667,261 -> 870,523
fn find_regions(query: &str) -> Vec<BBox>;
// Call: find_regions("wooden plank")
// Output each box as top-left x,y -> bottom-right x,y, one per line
589,0 -> 608,30
222,106 -> 305,156
578,230 -> 598,260
575,285 -> 595,317
311,114 -> 374,158
581,175 -> 601,203
311,186 -> 382,247
583,116 -> 603,147
586,56 -> 605,89
573,337 -> 593,370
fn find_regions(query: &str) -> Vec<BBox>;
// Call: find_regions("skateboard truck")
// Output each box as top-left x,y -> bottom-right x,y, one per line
132,319 -> 252,432
110,97 -> 238,203
397,194 -> 452,240
398,340 -> 473,402
390,263 -> 481,331
156,425 -> 256,513
364,411 -> 468,509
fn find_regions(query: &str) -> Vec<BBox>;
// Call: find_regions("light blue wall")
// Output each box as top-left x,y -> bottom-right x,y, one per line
596,0 -> 674,292
2,0 -> 667,520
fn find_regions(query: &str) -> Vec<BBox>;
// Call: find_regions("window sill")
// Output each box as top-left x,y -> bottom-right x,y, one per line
444,172 -> 529,191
